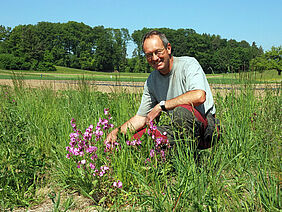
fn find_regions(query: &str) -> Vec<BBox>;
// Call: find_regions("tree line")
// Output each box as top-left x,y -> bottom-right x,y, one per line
0,21 -> 280,74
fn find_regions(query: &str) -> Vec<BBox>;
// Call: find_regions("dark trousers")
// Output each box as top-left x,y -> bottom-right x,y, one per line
133,105 -> 220,149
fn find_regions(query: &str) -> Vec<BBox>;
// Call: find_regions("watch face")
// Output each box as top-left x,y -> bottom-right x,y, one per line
160,101 -> 166,111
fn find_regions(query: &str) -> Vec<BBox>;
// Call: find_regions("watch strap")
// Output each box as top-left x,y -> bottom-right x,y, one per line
160,101 -> 167,111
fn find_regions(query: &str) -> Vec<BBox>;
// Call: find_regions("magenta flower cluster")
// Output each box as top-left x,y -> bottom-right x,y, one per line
113,180 -> 122,188
126,138 -> 142,146
66,108 -> 118,180
147,121 -> 170,162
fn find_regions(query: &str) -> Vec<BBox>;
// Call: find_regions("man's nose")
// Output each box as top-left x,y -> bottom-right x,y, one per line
152,52 -> 159,61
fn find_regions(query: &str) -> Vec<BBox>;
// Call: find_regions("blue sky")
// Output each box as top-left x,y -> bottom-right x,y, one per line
1,0 -> 281,56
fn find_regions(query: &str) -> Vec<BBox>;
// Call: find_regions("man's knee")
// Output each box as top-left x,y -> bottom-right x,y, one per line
198,113 -> 220,149
172,106 -> 196,128
171,106 -> 204,138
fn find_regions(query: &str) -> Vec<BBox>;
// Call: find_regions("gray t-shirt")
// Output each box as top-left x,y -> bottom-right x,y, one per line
137,56 -> 215,117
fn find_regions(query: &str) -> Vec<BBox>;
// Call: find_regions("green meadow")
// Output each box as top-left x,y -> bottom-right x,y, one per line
0,70 -> 281,211
0,67 -> 149,82
0,67 -> 281,83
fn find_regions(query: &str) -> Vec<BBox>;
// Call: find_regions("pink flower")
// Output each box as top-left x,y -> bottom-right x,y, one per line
101,165 -> 109,171
71,118 -> 76,128
160,150 -> 166,161
104,108 -> 109,115
131,140 -> 136,146
89,163 -> 95,169
113,180 -> 122,188
88,125 -> 93,130
101,119 -> 108,125
136,139 -> 142,145
70,132 -> 79,139
150,149 -> 155,158
81,159 -> 86,165
145,158 -> 151,164
126,139 -> 142,146
117,180 -> 122,188
103,124 -> 109,130
72,148 -> 80,156
86,146 -> 97,153
91,154 -> 97,160
69,140 -> 76,147
105,143 -> 111,150
156,138 -> 162,146
95,129 -> 103,136
149,121 -> 157,130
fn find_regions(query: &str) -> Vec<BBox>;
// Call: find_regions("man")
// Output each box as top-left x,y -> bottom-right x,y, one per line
105,30 -> 219,148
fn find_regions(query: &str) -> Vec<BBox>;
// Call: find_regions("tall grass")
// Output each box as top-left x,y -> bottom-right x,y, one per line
0,76 -> 280,211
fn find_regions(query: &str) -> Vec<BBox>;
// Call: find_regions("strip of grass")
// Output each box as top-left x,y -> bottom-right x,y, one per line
207,69 -> 282,83
0,74 -> 147,82
0,68 -> 281,84
0,67 -> 149,82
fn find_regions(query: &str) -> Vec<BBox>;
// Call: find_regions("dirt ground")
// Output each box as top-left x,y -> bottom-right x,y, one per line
0,79 -> 144,93
0,79 -> 280,97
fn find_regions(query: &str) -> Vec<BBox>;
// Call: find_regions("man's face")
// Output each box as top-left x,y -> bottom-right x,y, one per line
143,35 -> 172,75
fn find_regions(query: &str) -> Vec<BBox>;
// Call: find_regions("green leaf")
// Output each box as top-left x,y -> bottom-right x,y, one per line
92,179 -> 99,187
98,196 -> 107,205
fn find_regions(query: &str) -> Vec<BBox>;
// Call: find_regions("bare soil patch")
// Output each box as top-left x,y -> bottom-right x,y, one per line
0,79 -> 144,93
0,79 -> 279,97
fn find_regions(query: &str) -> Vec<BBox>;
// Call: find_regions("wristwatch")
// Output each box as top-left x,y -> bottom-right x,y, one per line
159,101 -> 167,111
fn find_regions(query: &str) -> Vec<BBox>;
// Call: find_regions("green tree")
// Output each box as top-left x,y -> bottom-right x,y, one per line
265,46 -> 282,75
250,56 -> 269,72
111,28 -> 130,72
0,25 -> 11,54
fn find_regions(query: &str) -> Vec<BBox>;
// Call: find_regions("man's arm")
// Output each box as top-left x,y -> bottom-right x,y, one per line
146,89 -> 206,124
166,89 -> 206,109
105,114 -> 146,144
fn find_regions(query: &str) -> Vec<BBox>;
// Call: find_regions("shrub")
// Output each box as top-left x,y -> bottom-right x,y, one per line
0,54 -> 33,70
20,61 -> 32,70
36,61 -> 57,71
0,54 -> 19,70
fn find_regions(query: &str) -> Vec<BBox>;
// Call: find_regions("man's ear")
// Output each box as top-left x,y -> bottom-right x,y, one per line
166,43 -> 172,55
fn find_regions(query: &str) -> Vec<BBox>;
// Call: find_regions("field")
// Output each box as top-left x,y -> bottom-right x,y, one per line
0,66 -> 281,83
0,68 -> 281,211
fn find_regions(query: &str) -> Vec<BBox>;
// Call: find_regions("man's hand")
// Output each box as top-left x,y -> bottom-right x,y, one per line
104,127 -> 119,146
104,115 -> 147,148
146,104 -> 162,126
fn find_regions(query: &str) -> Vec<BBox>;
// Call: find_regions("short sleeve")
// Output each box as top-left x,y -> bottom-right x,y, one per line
185,59 -> 207,92
137,80 -> 157,117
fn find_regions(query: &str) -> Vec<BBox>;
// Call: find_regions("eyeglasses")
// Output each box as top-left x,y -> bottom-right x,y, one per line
145,48 -> 166,60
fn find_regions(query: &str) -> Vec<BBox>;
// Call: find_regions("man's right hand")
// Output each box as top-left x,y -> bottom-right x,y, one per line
104,115 -> 147,147
104,127 -> 119,146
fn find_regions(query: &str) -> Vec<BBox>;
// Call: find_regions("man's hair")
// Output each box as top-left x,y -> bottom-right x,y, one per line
142,30 -> 170,51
